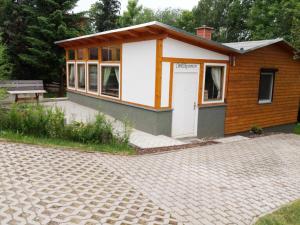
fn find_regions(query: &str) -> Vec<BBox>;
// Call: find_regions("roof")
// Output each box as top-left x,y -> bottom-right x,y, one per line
55,21 -> 238,55
223,38 -> 297,53
55,21 -> 298,55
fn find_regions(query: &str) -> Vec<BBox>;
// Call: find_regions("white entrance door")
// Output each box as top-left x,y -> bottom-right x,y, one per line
172,63 -> 200,138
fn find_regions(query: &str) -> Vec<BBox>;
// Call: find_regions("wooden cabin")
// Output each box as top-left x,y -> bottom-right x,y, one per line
55,22 -> 300,138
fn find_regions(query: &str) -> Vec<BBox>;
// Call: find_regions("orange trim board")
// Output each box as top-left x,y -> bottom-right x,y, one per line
154,39 -> 163,109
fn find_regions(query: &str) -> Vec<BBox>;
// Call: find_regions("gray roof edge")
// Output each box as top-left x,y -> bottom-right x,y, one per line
223,38 -> 299,54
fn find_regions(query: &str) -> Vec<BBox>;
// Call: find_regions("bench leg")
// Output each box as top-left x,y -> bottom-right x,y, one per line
35,93 -> 39,103
15,94 -> 18,103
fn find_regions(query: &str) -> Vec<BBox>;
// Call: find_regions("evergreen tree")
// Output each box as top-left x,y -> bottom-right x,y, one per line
119,0 -> 143,27
89,0 -> 121,32
0,38 -> 12,79
0,0 -> 86,94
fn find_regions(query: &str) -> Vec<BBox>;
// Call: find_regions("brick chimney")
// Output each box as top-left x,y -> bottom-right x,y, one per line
195,25 -> 214,40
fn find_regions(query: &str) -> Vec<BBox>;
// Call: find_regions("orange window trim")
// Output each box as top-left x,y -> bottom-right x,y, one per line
168,62 -> 174,108
155,39 -> 163,109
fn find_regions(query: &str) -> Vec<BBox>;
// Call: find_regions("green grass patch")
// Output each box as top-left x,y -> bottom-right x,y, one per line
294,123 -> 300,135
255,200 -> 300,225
0,130 -> 135,155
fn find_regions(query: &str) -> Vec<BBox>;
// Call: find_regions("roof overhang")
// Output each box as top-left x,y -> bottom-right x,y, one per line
55,21 -> 239,55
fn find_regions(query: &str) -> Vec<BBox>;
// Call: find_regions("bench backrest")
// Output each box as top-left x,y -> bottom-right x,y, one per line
0,80 -> 44,91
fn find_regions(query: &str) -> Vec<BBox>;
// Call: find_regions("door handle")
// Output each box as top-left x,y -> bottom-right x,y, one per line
194,102 -> 196,110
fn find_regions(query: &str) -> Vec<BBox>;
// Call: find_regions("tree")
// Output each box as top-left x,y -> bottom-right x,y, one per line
0,0 -> 87,95
89,0 -> 121,32
0,39 -> 12,80
192,0 -> 253,42
119,0 -> 143,27
248,0 -> 300,48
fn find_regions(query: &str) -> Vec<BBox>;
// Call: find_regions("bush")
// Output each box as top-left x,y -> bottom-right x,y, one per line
250,125 -> 263,135
0,103 -> 130,145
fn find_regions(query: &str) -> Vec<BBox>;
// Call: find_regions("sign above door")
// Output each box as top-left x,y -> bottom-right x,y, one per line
174,63 -> 200,73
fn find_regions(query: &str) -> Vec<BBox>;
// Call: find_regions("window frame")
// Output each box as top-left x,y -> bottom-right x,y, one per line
76,61 -> 87,92
202,63 -> 227,104
100,63 -> 121,100
77,48 -> 85,60
87,62 -> 99,94
68,49 -> 75,61
258,71 -> 275,104
88,47 -> 99,60
101,46 -> 121,62
67,62 -> 76,90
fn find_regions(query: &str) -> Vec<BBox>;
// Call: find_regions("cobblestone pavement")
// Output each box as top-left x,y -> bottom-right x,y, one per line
1,134 -> 300,225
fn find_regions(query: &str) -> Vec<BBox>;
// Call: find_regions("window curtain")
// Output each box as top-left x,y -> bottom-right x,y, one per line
79,66 -> 85,85
90,66 -> 97,85
211,67 -> 222,98
103,67 -> 112,86
70,65 -> 74,82
114,67 -> 120,83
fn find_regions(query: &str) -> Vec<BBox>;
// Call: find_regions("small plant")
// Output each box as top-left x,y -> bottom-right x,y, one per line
250,125 -> 263,135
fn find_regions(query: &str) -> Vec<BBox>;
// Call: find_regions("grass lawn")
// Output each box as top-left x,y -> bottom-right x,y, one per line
255,200 -> 300,225
0,130 -> 135,155
294,123 -> 300,135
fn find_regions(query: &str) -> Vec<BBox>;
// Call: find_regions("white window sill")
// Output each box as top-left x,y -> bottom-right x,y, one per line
258,100 -> 272,104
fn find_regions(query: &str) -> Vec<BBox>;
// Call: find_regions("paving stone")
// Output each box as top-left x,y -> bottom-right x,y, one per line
0,133 -> 300,225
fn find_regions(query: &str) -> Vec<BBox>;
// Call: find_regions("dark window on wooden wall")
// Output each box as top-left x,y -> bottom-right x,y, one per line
258,71 -> 275,104
68,50 -> 75,60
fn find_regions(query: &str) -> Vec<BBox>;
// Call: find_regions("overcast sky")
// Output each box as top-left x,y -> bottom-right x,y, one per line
74,0 -> 199,13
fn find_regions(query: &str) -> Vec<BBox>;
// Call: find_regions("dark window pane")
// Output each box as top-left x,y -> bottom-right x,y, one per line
88,64 -> 98,92
204,66 -> 224,101
101,47 -> 120,61
102,48 -> 110,61
101,66 -> 119,97
89,48 -> 98,60
77,49 -> 84,60
68,50 -> 75,60
259,72 -> 274,103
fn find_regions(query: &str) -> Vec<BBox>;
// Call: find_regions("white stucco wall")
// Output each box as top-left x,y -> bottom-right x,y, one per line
161,62 -> 170,107
163,38 -> 229,60
122,40 -> 156,107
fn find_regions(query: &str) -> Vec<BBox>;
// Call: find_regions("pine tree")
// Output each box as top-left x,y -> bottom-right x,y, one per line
0,0 -> 87,95
89,0 -> 121,32
0,39 -> 12,80
119,0 -> 143,27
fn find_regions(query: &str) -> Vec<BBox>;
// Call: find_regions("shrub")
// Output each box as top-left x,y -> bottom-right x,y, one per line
0,103 -> 131,145
250,125 -> 263,135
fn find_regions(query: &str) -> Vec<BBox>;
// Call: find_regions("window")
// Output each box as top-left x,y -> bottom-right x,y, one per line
89,48 -> 98,60
88,63 -> 98,93
258,71 -> 275,104
68,63 -> 75,88
101,65 -> 120,98
68,50 -> 75,60
77,63 -> 86,90
102,47 -> 120,61
77,48 -> 85,60
203,65 -> 225,103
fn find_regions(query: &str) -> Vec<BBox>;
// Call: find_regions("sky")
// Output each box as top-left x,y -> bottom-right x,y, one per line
74,0 -> 199,13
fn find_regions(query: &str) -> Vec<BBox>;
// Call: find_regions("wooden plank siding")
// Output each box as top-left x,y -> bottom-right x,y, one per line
225,44 -> 300,134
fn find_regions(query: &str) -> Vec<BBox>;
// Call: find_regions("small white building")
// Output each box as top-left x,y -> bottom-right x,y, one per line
56,22 -> 300,138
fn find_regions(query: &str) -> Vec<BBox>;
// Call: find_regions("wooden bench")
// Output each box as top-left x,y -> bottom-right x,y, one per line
0,80 -> 47,102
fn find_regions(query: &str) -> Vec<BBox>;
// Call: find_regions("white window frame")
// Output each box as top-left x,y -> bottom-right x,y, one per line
76,61 -> 87,92
87,62 -> 99,94
258,72 -> 274,104
202,63 -> 227,104
67,62 -> 76,90
100,63 -> 121,100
